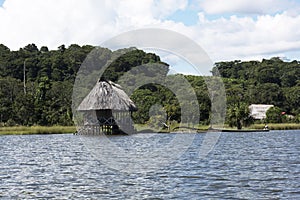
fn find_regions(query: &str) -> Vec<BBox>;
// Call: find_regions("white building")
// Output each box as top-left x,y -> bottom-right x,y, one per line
249,104 -> 274,120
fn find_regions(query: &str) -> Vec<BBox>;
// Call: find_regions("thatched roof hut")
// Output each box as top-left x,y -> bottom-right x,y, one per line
76,80 -> 137,135
77,80 -> 137,112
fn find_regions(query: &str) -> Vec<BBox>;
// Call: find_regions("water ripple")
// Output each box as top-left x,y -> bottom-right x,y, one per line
0,130 -> 299,199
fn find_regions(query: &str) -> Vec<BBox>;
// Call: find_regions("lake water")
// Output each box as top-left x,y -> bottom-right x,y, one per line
0,130 -> 299,199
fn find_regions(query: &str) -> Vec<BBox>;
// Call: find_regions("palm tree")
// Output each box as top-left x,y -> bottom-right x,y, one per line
227,103 -> 253,129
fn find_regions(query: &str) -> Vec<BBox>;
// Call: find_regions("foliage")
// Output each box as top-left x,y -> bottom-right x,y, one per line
266,107 -> 284,123
0,43 -> 299,127
249,123 -> 300,130
214,58 -> 300,118
0,44 -> 168,126
226,103 -> 253,129
0,126 -> 76,135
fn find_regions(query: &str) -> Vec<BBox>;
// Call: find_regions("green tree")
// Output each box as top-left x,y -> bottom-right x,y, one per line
266,107 -> 283,123
131,88 -> 161,124
283,86 -> 300,115
44,81 -> 73,125
227,103 -> 253,129
0,77 -> 21,125
248,83 -> 284,107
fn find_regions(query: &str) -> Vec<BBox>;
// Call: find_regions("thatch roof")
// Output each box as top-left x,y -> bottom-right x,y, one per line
77,80 -> 137,111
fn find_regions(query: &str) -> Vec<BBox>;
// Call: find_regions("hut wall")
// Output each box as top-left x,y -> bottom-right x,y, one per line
96,109 -> 113,119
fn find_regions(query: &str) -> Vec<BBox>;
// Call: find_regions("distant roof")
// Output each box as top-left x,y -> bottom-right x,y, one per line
77,80 -> 137,111
249,104 -> 274,120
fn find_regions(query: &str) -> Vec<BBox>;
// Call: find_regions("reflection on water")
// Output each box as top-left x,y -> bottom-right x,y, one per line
0,130 -> 299,199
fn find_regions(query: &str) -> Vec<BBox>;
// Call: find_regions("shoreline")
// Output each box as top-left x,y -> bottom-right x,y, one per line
248,123 -> 300,131
0,123 -> 299,135
0,126 -> 76,135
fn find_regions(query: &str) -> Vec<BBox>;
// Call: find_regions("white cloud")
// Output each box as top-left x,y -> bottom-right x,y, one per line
0,0 -> 300,68
152,0 -> 188,18
199,0 -> 297,15
0,0 -> 189,49
0,0 -> 121,49
158,10 -> 300,62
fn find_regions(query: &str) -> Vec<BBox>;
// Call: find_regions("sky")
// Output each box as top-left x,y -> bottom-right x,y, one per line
1,0 -> 300,75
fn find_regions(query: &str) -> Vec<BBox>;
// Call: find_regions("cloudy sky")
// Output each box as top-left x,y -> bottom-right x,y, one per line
1,0 -> 300,74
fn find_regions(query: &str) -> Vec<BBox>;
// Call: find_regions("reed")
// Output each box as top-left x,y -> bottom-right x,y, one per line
1,123 -> 299,135
0,126 -> 76,135
250,123 -> 300,130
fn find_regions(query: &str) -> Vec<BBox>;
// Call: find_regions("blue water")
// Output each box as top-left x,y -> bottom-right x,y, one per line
0,130 -> 299,199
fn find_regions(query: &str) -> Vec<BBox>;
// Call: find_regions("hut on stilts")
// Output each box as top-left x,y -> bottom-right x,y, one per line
77,80 -> 137,135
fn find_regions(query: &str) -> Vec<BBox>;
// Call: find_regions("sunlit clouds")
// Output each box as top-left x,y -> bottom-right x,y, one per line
1,0 -> 300,63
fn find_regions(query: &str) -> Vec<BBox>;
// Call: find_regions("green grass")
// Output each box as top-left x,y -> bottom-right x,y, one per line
1,123 -> 299,135
249,123 -> 300,130
136,122 -> 300,132
0,126 -> 76,135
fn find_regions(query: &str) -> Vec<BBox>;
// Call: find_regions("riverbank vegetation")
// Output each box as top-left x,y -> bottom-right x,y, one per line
0,43 -> 299,131
249,123 -> 300,130
1,123 -> 299,135
0,126 -> 76,135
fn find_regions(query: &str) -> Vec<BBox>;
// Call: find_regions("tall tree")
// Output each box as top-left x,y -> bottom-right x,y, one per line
226,103 -> 253,130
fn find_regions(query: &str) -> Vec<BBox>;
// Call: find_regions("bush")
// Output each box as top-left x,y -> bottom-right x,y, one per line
266,107 -> 283,123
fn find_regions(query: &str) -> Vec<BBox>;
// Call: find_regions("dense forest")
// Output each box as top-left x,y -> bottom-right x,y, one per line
0,43 -> 299,127
212,59 -> 300,115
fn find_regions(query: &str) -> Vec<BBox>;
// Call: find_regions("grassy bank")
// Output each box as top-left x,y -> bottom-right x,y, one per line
135,122 -> 300,133
172,123 -> 300,131
249,123 -> 300,130
134,123 -> 210,133
1,123 -> 299,135
0,126 -> 76,135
